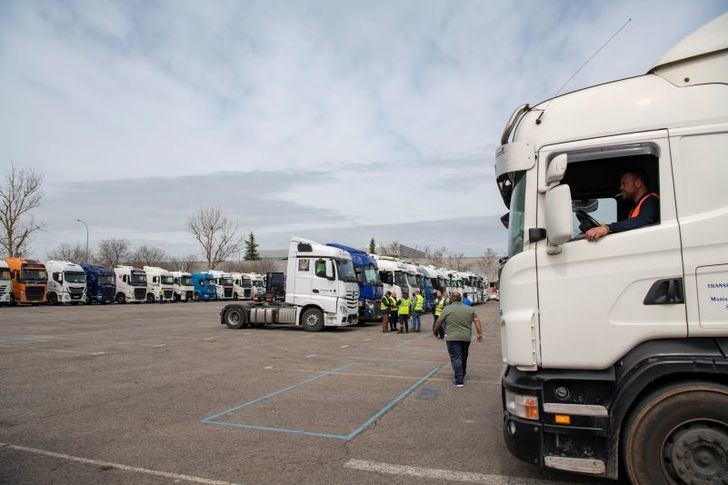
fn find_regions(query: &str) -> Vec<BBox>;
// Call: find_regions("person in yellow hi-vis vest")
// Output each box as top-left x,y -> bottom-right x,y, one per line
398,293 -> 412,333
433,290 -> 447,340
380,291 -> 394,333
412,290 -> 425,332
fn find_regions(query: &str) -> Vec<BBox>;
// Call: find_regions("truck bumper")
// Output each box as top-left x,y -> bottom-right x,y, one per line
325,312 -> 358,327
502,366 -> 613,479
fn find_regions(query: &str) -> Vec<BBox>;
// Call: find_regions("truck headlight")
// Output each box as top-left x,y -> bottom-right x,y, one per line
504,389 -> 539,420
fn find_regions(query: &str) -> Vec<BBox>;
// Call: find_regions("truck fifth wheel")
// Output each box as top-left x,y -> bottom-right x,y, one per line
495,13 -> 728,483
220,237 -> 359,331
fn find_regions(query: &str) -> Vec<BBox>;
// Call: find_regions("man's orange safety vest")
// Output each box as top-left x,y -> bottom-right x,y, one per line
629,192 -> 659,219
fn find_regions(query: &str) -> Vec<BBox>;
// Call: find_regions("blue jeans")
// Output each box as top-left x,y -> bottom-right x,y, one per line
446,340 -> 471,385
411,311 -> 422,331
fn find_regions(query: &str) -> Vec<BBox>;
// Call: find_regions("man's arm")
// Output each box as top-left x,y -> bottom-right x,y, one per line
474,316 -> 483,343
608,196 -> 660,233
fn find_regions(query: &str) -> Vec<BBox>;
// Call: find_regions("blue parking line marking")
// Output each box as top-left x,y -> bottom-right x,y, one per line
395,333 -> 432,348
200,362 -> 439,441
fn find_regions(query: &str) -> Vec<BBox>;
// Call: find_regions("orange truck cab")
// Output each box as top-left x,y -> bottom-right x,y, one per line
5,258 -> 48,305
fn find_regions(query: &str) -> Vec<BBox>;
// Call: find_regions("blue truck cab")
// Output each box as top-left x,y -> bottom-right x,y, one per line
79,263 -> 116,304
326,243 -> 383,321
192,272 -> 218,301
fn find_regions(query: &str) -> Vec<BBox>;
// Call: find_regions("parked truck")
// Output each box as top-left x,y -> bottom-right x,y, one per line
327,243 -> 383,321
143,266 -> 174,302
114,266 -> 147,303
220,237 -> 359,331
496,14 -> 728,483
374,255 -> 402,299
208,270 -> 234,300
45,260 -> 86,305
231,272 -> 252,300
171,271 -> 194,302
80,263 -> 116,304
192,272 -> 218,301
0,261 -> 11,306
6,258 -> 47,305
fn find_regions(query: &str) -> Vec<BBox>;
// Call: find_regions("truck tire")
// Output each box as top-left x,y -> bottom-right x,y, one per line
233,292 -> 239,300
301,308 -> 324,332
146,293 -> 155,303
116,293 -> 126,304
47,293 -> 58,305
193,292 -> 200,302
224,307 -> 248,329
623,381 -> 728,485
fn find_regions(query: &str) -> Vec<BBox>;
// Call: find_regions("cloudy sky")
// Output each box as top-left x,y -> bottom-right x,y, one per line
1,0 -> 725,257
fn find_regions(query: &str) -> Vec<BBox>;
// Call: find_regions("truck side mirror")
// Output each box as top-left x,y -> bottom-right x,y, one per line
325,260 -> 335,280
545,184 -> 573,248
539,154 -> 568,193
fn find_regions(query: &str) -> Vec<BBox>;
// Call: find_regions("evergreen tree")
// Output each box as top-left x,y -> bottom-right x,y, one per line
369,237 -> 376,254
243,232 -> 260,260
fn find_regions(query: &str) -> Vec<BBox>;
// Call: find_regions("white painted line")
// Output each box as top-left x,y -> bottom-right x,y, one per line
0,442 -> 240,485
152,344 -> 166,348
340,345 -> 350,349
264,365 -> 273,369
344,459 -> 560,484
305,354 -> 317,358
0,343 -> 104,356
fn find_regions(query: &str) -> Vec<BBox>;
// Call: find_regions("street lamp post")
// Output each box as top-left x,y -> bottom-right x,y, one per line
76,219 -> 89,263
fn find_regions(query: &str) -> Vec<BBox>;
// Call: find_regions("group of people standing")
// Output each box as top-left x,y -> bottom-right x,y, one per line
379,289 -> 454,336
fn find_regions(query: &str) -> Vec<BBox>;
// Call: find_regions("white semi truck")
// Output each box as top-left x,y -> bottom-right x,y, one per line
171,271 -> 194,302
220,238 -> 359,331
496,14 -> 728,484
143,266 -> 174,302
114,266 -> 148,303
208,270 -> 234,300
374,255 -> 402,299
45,260 -> 87,305
0,261 -> 12,305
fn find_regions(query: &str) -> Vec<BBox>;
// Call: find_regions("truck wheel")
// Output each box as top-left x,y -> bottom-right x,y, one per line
146,293 -> 155,303
193,292 -> 200,302
47,293 -> 58,305
224,307 -> 248,329
301,308 -> 324,332
233,292 -> 239,300
10,294 -> 17,306
116,293 -> 126,304
623,381 -> 728,485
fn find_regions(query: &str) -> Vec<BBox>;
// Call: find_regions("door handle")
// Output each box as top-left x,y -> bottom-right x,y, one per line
644,278 -> 684,305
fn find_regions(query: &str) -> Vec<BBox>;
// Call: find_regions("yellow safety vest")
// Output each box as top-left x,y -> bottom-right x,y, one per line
398,297 -> 411,315
414,294 -> 424,312
435,297 -> 446,317
380,295 -> 393,311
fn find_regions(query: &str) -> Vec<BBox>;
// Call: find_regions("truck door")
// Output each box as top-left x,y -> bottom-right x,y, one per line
670,125 -> 728,333
535,131 -> 686,369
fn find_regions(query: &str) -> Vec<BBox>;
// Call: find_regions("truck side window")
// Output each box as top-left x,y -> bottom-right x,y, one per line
298,259 -> 310,272
314,259 -> 326,278
123,275 -> 128,283
53,272 -> 62,283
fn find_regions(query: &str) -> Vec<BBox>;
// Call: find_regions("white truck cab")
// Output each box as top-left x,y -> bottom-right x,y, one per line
171,271 -> 194,302
220,237 -> 359,331
143,266 -> 174,302
0,260 -> 13,305
45,260 -> 87,305
497,14 -> 728,484
374,255 -> 402,299
231,272 -> 252,300
114,266 -> 147,303
208,270 -> 234,300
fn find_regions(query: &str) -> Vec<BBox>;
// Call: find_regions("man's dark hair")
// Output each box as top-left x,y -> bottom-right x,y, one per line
452,292 -> 462,302
623,167 -> 649,186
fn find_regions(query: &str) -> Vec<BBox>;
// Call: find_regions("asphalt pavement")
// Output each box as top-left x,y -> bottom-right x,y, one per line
0,300 -> 612,484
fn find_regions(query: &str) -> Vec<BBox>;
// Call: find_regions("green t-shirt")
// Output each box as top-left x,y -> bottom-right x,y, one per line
439,302 -> 477,341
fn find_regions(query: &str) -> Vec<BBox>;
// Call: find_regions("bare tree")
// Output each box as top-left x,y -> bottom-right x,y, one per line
0,164 -> 44,257
47,243 -> 88,262
447,251 -> 470,271
129,245 -> 168,267
379,240 -> 401,257
97,238 -> 130,268
167,254 -> 198,272
479,248 -> 501,280
187,207 -> 243,270
225,258 -> 278,274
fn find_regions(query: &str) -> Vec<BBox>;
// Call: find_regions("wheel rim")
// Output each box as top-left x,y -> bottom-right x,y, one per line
662,419 -> 728,484
228,311 -> 241,325
305,313 -> 319,327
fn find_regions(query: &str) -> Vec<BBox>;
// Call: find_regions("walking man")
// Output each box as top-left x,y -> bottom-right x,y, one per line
380,291 -> 393,333
398,293 -> 412,333
433,292 -> 483,387
412,290 -> 425,332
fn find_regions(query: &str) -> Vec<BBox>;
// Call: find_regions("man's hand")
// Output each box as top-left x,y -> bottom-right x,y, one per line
586,225 -> 609,242
476,334 -> 483,343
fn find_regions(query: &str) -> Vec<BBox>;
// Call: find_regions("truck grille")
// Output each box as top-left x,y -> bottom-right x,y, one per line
0,286 -> 6,296
164,289 -> 173,299
26,286 -> 44,301
185,291 -> 193,300
103,287 -> 115,298
134,288 -> 146,300
224,288 -> 232,298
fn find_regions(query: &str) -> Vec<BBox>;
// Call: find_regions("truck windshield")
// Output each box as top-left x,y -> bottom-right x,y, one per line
241,278 -> 252,288
130,273 -> 147,285
363,266 -> 380,284
99,275 -> 114,285
64,272 -> 86,284
407,274 -> 418,286
0,269 -> 10,280
252,280 -> 263,287
21,268 -> 47,282
219,278 -> 233,286
508,170 -> 527,257
161,275 -> 174,285
335,260 -> 357,283
395,271 -> 408,288
181,276 -> 193,286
